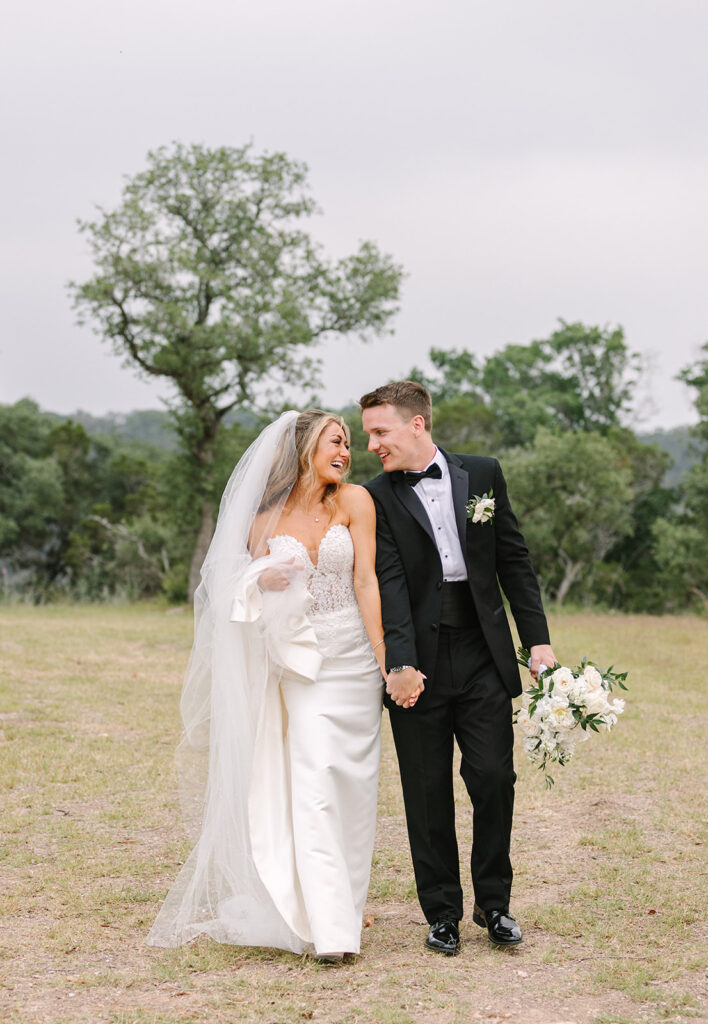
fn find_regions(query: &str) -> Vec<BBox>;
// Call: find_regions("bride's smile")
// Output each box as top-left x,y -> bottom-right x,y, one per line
312,424 -> 351,484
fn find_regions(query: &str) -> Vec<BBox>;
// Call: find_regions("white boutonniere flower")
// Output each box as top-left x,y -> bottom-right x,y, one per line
466,490 -> 495,525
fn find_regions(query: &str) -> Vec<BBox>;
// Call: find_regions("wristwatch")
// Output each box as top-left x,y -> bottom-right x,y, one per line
388,665 -> 413,673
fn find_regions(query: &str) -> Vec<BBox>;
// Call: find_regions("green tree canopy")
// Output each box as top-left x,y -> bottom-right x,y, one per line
502,428 -> 635,605
650,343 -> 708,609
413,321 -> 642,449
70,141 -> 404,599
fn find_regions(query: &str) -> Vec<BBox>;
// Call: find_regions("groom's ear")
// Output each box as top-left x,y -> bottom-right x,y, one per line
410,414 -> 427,436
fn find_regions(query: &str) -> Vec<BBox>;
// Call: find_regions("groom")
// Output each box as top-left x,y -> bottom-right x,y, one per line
361,381 -> 555,955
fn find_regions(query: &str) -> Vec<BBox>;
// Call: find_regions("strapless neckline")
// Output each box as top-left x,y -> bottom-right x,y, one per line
268,522 -> 349,568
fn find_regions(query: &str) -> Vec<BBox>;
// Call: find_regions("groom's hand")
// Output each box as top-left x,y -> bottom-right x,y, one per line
386,667 -> 425,707
529,644 -> 557,680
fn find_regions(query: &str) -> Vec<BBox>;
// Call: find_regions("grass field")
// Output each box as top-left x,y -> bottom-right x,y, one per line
1,606 -> 706,1024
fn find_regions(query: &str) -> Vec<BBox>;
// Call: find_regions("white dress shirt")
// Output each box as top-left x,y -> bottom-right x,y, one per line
412,448 -> 468,582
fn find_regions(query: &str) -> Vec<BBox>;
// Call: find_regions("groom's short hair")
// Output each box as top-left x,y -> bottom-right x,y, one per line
359,381 -> 432,431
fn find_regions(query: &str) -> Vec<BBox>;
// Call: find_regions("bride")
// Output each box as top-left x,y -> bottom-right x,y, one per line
148,409 -> 422,959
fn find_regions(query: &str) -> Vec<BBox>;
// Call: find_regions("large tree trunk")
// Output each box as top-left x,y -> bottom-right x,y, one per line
188,498 -> 215,604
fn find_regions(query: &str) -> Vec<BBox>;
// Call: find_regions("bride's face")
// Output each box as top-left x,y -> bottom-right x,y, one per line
312,422 -> 351,486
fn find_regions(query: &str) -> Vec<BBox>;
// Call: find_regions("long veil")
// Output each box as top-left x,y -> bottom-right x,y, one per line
147,410 -> 314,952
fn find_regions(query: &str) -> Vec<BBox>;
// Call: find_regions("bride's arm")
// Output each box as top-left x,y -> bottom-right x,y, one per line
345,485 -> 389,676
249,511 -> 294,591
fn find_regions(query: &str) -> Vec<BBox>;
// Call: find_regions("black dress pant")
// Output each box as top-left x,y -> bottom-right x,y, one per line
389,625 -> 515,923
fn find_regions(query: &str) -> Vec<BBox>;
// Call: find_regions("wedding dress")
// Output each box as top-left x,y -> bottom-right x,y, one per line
147,513 -> 382,955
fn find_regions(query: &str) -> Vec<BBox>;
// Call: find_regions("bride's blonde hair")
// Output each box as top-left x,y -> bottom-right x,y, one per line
294,409 -> 351,520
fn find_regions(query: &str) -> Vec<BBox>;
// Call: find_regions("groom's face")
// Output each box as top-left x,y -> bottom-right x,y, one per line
362,404 -> 419,472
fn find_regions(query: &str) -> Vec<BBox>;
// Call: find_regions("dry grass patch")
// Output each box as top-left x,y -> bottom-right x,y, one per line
1,606 -> 706,1024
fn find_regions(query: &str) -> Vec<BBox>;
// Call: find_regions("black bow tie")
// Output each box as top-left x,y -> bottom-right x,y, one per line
404,463 -> 442,486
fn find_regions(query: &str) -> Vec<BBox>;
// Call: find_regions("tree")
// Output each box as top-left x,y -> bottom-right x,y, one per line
650,344 -> 708,609
412,321 -> 642,449
502,429 -> 634,605
599,429 -> 672,611
70,142 -> 404,599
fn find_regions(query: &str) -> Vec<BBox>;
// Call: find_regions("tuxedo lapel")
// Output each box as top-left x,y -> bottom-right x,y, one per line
391,474 -> 437,545
442,450 -> 470,554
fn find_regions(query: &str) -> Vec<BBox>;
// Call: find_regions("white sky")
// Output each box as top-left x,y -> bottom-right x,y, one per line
1,0 -> 706,429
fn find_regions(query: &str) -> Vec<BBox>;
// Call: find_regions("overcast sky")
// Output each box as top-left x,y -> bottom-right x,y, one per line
2,0 -> 706,429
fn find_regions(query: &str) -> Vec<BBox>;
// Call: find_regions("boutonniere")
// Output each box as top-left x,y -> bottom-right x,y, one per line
466,490 -> 495,525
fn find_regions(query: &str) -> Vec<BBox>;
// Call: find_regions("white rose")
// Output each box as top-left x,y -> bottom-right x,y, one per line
585,689 -> 611,717
582,665 -> 603,691
610,698 -> 626,716
518,710 -> 541,737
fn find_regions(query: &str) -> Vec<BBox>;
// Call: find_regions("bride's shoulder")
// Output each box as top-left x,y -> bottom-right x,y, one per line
337,483 -> 375,516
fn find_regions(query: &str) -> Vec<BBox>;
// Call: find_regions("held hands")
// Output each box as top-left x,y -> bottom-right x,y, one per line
385,666 -> 426,709
528,644 -> 557,680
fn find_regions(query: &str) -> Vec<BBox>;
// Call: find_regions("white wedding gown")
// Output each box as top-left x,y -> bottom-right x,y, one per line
148,523 -> 382,956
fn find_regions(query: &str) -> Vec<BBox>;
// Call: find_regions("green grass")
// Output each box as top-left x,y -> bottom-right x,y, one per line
1,606 -> 706,1023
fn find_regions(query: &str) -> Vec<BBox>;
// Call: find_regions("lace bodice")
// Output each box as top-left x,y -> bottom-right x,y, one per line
268,524 -> 358,618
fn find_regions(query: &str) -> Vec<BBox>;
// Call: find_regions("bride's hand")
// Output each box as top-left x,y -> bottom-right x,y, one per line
386,668 -> 425,709
257,558 -> 299,591
403,680 -> 425,709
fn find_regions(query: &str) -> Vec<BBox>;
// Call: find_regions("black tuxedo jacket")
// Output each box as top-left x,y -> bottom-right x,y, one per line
365,450 -> 550,699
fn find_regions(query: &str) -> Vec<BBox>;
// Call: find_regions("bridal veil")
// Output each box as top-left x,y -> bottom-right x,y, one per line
147,410 -> 316,951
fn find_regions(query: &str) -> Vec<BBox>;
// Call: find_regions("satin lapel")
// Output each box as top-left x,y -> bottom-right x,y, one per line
443,451 -> 470,553
391,474 -> 436,545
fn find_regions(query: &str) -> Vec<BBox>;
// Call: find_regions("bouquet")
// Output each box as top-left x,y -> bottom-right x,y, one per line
515,647 -> 628,787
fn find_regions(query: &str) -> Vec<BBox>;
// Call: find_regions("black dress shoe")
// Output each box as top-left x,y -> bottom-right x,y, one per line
425,919 -> 460,955
473,904 -> 522,945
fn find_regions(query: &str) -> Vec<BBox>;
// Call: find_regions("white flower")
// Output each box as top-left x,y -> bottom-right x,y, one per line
568,675 -> 589,703
472,499 -> 495,523
550,706 -> 575,730
582,665 -> 603,691
610,698 -> 626,715
556,737 -> 575,761
585,688 -> 611,717
517,708 -> 541,737
551,666 -> 575,696
549,693 -> 570,711
466,493 -> 495,525
534,696 -> 552,719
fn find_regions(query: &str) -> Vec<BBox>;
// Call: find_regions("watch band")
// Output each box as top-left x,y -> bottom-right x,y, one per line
388,665 -> 413,673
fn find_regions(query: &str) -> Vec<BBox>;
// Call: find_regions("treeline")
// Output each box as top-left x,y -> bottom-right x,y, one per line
2,322 -> 707,613
5,143 -> 706,612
